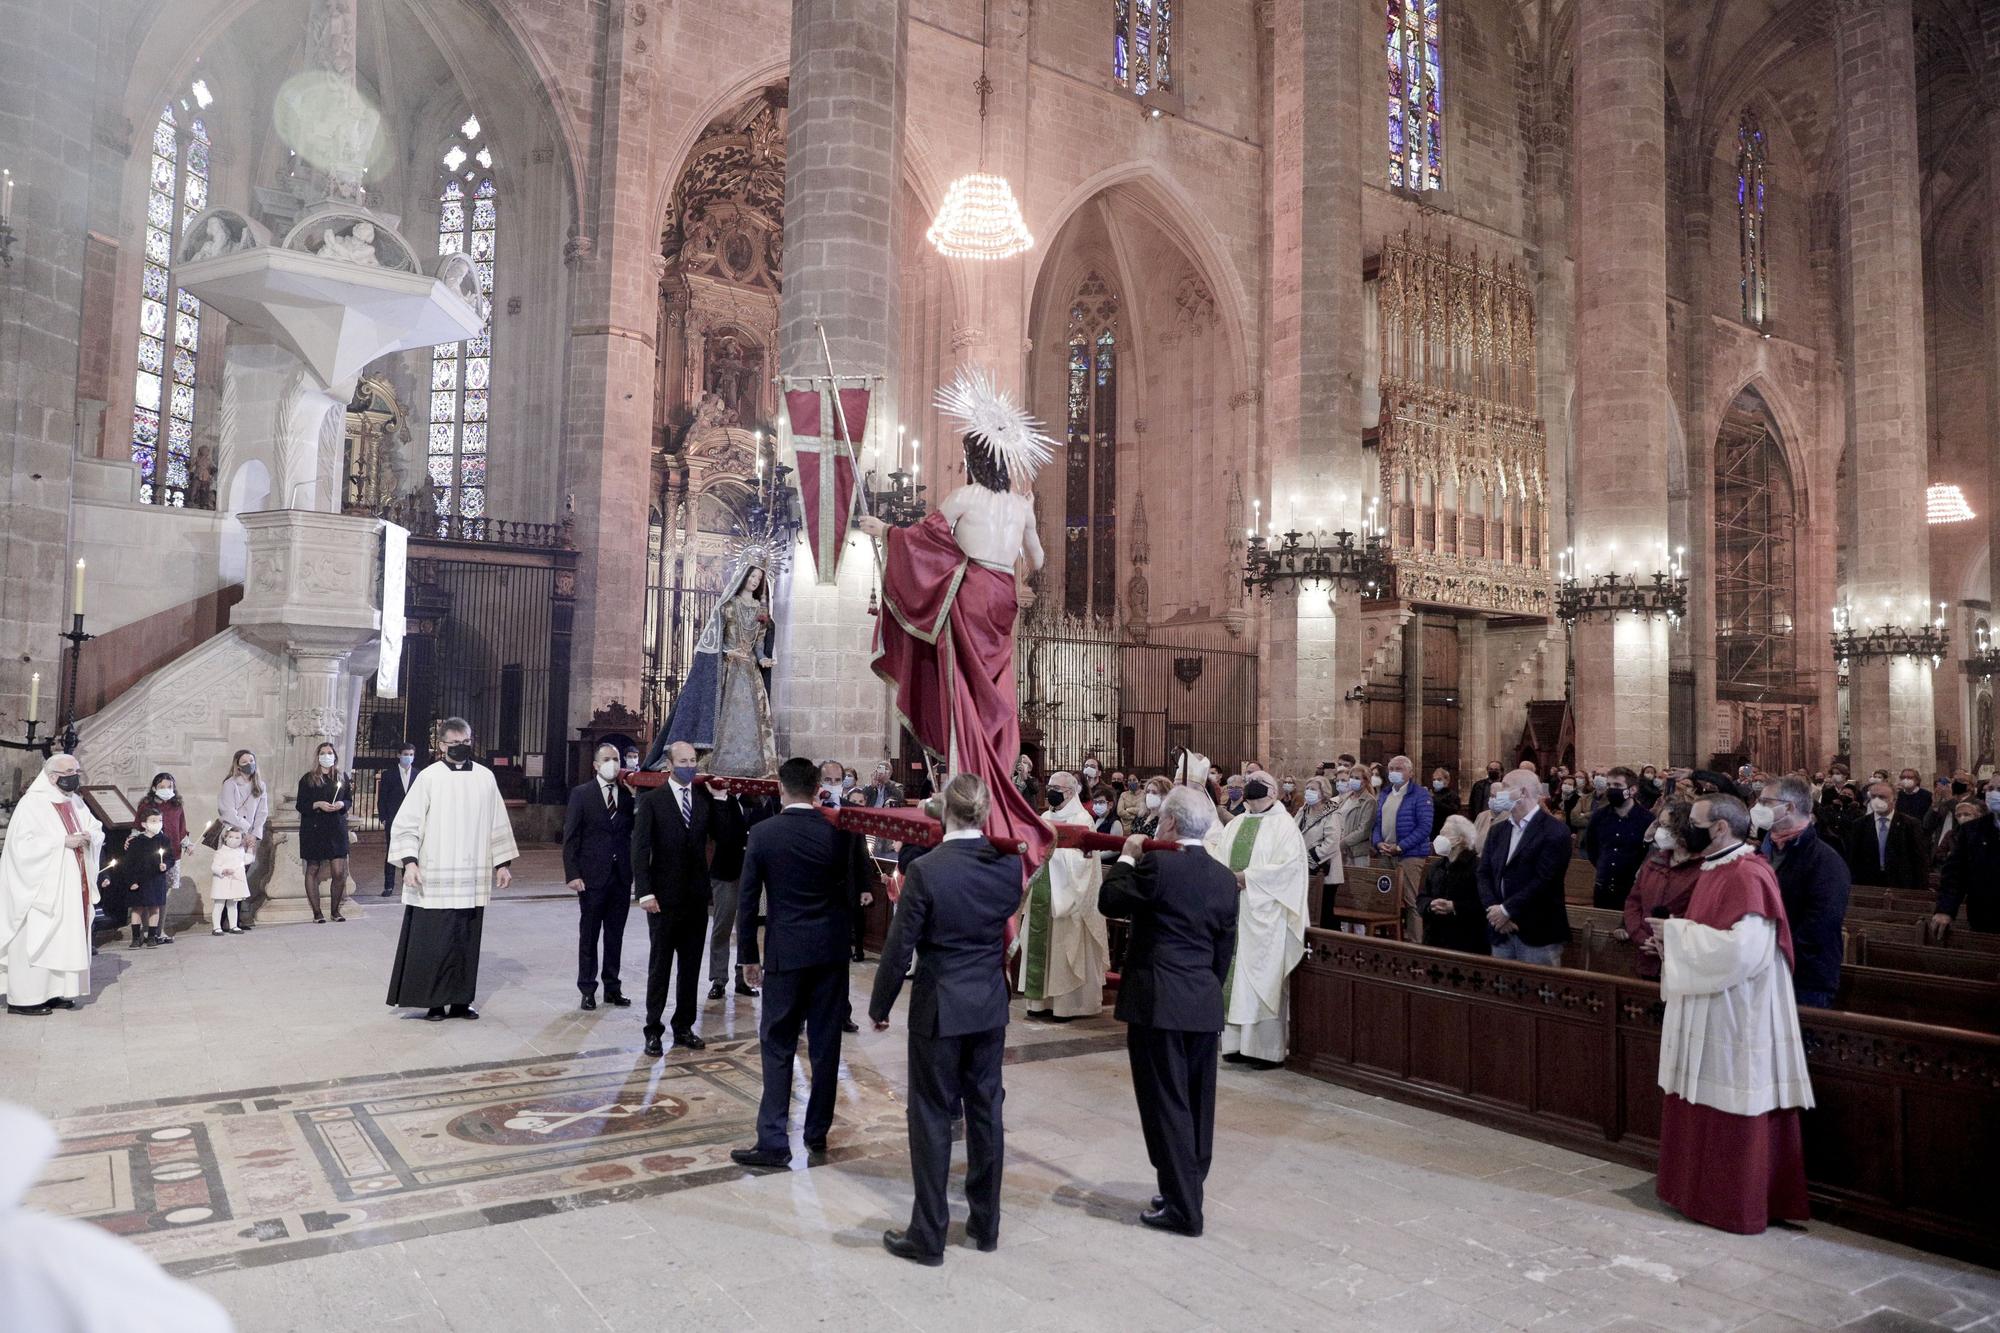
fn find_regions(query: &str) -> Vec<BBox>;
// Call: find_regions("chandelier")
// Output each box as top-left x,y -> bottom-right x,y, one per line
928,0 -> 1031,262
1926,483 -> 1974,524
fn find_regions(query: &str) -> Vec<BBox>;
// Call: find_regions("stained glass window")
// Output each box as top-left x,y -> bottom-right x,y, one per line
1387,0 -> 1443,191
1114,0 -> 1172,99
427,117 -> 498,531
1064,274 -> 1120,619
132,85 -> 215,507
1736,110 -> 1770,327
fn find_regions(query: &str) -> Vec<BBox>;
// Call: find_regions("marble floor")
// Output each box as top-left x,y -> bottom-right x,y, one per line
5,845 -> 1997,1332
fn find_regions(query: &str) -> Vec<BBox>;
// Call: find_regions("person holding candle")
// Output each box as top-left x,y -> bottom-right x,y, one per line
296,742 -> 353,923
131,774 -> 191,944
103,805 -> 174,948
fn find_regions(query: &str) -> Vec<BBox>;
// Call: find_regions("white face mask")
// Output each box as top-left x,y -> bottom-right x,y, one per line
398,754 -> 414,768
1900,778 -> 1916,790
598,759 -> 620,780
154,785 -> 174,799
1282,782 -> 1295,794
1560,783 -> 1575,796
1302,788 -> 1322,806
1592,775 -> 1609,792
1339,779 -> 1362,794
1368,775 -> 1382,789
1652,826 -> 1677,851
1432,779 -> 1447,791
1868,796 -> 1890,815
1144,792 -> 1163,811
1489,792 -> 1517,814
1083,767 -> 1098,779
143,821 -> 164,837
318,754 -> 336,769
1431,834 -> 1453,857
1092,802 -> 1109,817
1388,771 -> 1407,787
1749,803 -> 1776,831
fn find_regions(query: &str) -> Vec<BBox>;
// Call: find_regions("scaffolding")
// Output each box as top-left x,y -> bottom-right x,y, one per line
1714,415 -> 1797,691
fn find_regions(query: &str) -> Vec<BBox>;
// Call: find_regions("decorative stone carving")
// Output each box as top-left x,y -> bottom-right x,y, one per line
565,232 -> 595,265
182,208 -> 267,263
286,705 -> 345,739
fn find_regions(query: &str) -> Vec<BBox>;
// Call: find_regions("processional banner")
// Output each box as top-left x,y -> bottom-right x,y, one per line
782,378 -> 873,586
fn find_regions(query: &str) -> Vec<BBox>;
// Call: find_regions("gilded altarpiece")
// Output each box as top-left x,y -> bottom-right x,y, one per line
1370,230 -> 1552,619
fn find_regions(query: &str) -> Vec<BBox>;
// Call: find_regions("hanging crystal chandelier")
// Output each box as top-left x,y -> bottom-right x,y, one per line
1926,483 -> 1975,524
928,171 -> 1032,260
928,4 -> 1031,262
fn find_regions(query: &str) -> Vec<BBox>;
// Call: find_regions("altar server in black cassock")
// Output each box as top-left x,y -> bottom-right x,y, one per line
869,773 -> 1022,1265
563,743 -> 636,1010
1100,785 -> 1238,1238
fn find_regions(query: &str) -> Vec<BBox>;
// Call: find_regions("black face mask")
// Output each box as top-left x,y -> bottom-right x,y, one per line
1682,823 -> 1714,855
55,774 -> 83,793
1606,787 -> 1628,805
1045,786 -> 1067,806
1952,782 -> 1969,796
445,743 -> 474,763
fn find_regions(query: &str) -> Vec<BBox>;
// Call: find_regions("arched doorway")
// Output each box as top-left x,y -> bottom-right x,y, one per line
1713,386 -> 1810,772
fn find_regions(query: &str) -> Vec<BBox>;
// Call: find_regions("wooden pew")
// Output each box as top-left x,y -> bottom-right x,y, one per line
1288,930 -> 2000,1268
1852,936 -> 2000,982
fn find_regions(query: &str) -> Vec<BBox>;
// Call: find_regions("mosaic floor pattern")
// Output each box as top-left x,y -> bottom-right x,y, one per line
32,1037 -> 916,1277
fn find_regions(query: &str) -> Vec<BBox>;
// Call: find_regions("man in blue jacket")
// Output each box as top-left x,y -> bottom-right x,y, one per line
1581,766 -> 1654,909
1372,754 -> 1434,932
1753,775 -> 1850,1009
1475,770 -> 1572,964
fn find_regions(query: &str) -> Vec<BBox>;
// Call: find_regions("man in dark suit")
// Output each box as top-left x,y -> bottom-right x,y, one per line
377,740 -> 419,896
1100,785 -> 1239,1238
631,740 -> 712,1056
868,773 -> 1020,1266
705,790 -> 773,1001
731,757 -> 876,1168
563,742 -> 635,1011
1842,781 -> 1929,890
1476,769 -> 1573,965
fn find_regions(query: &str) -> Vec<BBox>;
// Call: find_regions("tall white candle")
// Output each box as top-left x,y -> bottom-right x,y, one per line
72,558 -> 85,616
27,670 -> 39,723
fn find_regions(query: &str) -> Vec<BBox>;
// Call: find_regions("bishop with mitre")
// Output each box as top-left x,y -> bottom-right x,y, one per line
2,753 -> 104,1016
1206,771 -> 1307,1068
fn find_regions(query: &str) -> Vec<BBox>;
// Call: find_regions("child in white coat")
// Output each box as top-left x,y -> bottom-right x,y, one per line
209,826 -> 252,935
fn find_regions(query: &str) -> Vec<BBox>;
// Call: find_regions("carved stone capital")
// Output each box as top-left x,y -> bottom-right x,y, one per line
285,705 -> 345,740
565,232 -> 596,265
950,325 -> 983,353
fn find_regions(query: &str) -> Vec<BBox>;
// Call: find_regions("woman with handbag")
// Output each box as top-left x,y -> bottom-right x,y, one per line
296,742 -> 353,923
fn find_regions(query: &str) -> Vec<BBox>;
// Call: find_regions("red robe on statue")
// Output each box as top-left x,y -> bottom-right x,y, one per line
872,511 -> 1052,873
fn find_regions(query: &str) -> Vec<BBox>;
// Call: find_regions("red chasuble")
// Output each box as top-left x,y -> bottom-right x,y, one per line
1655,844 -> 1811,1234
871,511 -> 1052,874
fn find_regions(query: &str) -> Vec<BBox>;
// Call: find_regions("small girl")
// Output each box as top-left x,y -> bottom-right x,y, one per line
104,811 -> 174,947
209,826 -> 252,935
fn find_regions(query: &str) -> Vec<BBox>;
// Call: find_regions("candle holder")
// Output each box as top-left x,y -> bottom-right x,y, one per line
0,218 -> 15,270
865,468 -> 929,529
1554,570 -> 1688,626
1241,527 -> 1393,597
1830,617 -> 1948,669
55,614 -> 94,755
0,716 -> 51,757
1964,628 -> 2000,679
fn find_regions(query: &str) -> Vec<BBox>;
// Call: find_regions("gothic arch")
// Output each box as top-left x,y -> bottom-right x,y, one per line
1708,373 -> 1814,520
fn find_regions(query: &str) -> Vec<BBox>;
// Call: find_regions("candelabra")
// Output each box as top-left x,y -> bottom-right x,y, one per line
736,459 -> 804,573
1830,605 -> 1949,669
865,467 -> 929,529
4,613 -> 92,761
1241,526 -> 1392,597
1964,625 -> 2000,678
1554,570 -> 1689,626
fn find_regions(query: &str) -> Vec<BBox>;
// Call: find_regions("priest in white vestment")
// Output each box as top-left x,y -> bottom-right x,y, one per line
1651,793 -> 1813,1234
1017,771 -> 1108,1020
1,755 -> 102,1015
1207,773 -> 1307,1066
387,718 -> 518,1021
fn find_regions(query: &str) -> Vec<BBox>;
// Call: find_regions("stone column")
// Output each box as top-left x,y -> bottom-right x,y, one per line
1984,107 -> 2000,766
1261,0 -> 1363,773
560,0 -> 659,739
1678,172 -> 1717,768
0,0 -> 101,799
1401,609 -> 1425,771
1833,0 -> 1934,777
770,0 -> 907,766
1570,0 -> 1672,769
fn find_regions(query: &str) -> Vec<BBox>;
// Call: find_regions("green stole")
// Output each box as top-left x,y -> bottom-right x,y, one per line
1221,814 -> 1263,1013
1022,858 -> 1054,999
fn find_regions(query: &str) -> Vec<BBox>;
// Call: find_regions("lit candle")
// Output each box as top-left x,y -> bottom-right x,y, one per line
27,670 -> 38,723
71,558 -> 85,616
1,170 -> 12,223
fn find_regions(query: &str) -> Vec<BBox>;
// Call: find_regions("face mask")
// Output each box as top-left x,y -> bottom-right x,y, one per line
1145,792 -> 1163,811
842,777 -> 856,791
1340,779 -> 1362,794
1683,823 -> 1714,855
318,753 -> 336,769
625,757 -> 640,771
672,764 -> 698,785
1642,772 -> 1656,781
240,761 -> 257,776
399,754 -> 414,768
1592,775 -> 1609,792
1488,792 -> 1516,814
1282,783 -> 1295,794
1487,769 -> 1501,779
1900,778 -> 1916,790
1987,792 -> 2000,814
1606,786 -> 1628,804
1302,789 -> 1322,806
1749,803 -> 1776,831
1652,826 -> 1677,851
1092,802 -> 1109,818
154,785 -> 174,799
598,759 -> 620,780
1047,786 -> 1069,806
1368,775 -> 1382,789
1560,784 -> 1575,796
1868,797 -> 1890,815
1226,788 -> 1243,803
1083,767 -> 1098,779
1431,835 -> 1453,857
1952,782 -> 1968,796
1431,779 -> 1447,791
1388,771 -> 1407,787
445,743 -> 474,763
142,820 -> 163,837
55,774 -> 82,793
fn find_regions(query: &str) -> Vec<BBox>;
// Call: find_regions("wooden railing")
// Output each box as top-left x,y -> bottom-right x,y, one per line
1287,929 -> 2000,1268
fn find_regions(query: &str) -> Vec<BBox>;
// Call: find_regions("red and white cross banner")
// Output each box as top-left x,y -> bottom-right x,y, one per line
783,378 -> 873,586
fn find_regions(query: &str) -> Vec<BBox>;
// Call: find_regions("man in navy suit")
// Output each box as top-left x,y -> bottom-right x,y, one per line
731,756 -> 876,1168
1101,785 -> 1239,1238
376,740 -> 419,896
869,773 -> 1022,1265
631,740 -> 713,1055
563,742 -> 635,1011
1475,769 -> 1573,965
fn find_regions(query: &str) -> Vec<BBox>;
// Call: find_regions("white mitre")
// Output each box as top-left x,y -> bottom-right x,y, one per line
1174,748 -> 1212,789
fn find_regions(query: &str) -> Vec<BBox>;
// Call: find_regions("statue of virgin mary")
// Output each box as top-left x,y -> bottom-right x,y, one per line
650,554 -> 779,777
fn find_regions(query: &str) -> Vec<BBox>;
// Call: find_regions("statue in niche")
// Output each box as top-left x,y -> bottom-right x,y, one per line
316,220 -> 382,266
691,391 -> 733,433
683,214 -> 718,264
188,445 -> 217,510
187,214 -> 251,262
702,333 -> 762,425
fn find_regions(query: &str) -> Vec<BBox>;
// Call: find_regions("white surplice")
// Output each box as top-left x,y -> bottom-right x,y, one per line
0,775 -> 102,1006
387,762 -> 519,910
1657,913 -> 1814,1117
1019,797 -> 1109,1018
1207,807 -> 1308,1062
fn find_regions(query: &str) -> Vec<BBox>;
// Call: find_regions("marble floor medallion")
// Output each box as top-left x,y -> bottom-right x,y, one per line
33,1038 -> 911,1277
